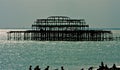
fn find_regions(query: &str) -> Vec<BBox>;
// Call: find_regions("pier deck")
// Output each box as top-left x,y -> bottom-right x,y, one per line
7,30 -> 113,41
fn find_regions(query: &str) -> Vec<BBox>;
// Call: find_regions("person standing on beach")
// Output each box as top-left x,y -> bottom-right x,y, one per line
61,66 -> 64,70
29,65 -> 32,70
81,68 -> 84,70
34,65 -> 41,70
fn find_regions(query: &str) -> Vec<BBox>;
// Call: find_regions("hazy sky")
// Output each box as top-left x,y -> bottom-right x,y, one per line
0,0 -> 120,28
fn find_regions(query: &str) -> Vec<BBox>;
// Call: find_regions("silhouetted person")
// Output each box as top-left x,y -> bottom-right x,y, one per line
44,66 -> 49,70
99,61 -> 105,69
29,65 -> 32,70
97,62 -> 105,70
88,67 -> 93,70
112,64 -> 117,69
105,64 -> 108,68
81,68 -> 84,70
101,62 -> 104,67
61,66 -> 64,70
34,65 -> 40,70
105,64 -> 109,70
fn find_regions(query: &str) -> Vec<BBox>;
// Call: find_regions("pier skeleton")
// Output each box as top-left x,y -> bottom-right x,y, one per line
7,16 -> 113,41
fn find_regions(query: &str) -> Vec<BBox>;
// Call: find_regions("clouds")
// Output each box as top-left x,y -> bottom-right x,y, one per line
0,0 -> 120,28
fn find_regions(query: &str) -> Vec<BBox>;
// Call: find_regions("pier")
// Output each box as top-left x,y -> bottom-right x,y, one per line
7,16 -> 113,41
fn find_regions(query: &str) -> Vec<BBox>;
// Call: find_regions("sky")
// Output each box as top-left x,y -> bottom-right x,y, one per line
0,0 -> 120,29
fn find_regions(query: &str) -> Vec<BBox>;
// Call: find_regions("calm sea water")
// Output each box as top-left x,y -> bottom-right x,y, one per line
0,29 -> 120,70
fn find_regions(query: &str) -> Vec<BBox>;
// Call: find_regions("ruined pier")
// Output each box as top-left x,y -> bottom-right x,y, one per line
7,16 -> 113,41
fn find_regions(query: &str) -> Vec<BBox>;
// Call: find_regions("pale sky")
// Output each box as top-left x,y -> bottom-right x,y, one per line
0,0 -> 120,28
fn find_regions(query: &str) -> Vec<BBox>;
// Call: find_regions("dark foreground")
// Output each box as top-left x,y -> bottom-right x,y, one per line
29,62 -> 120,70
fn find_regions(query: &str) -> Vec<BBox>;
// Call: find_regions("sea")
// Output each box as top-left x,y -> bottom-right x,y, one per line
0,29 -> 120,70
